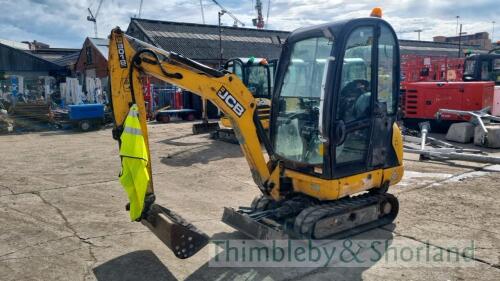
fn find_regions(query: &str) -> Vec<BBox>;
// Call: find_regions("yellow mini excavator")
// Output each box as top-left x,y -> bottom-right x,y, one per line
211,57 -> 275,143
108,10 -> 404,259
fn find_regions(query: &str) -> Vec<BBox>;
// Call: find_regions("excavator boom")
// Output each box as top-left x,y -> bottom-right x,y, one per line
109,31 -> 272,186
109,29 -> 274,258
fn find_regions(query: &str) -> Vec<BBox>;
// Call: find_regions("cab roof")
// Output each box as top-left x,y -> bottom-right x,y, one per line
285,17 -> 394,44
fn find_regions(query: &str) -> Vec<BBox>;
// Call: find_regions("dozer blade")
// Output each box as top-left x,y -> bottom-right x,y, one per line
192,121 -> 220,135
222,207 -> 290,240
141,204 -> 209,259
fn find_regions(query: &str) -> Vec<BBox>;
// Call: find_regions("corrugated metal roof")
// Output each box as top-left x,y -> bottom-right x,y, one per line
127,18 -> 290,62
399,39 -> 488,57
52,52 -> 80,67
146,30 -> 274,43
399,39 -> 483,50
29,48 -> 80,63
0,42 -> 64,72
0,38 -> 29,50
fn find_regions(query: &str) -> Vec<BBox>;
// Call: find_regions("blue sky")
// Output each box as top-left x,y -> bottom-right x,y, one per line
0,0 -> 498,48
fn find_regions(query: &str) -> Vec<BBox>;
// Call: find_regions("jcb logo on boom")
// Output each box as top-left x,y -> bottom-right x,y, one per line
116,36 -> 128,68
217,87 -> 245,117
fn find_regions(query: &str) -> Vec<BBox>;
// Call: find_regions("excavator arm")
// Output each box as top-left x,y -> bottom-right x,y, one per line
109,29 -> 276,188
108,28 -> 278,258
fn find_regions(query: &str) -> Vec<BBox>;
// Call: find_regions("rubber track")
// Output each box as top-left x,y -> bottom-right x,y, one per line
293,193 -> 394,239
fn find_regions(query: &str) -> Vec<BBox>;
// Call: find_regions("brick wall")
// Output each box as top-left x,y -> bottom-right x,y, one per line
75,39 -> 108,79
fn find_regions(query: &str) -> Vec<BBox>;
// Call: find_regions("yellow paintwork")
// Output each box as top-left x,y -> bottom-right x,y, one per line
108,32 -> 154,193
268,163 -> 282,200
383,166 -> 404,186
392,123 -> 404,165
108,29 -> 404,203
284,170 -> 340,200
285,169 -> 384,201
220,116 -> 232,128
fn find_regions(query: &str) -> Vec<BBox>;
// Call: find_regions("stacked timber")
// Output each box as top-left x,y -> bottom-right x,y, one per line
9,102 -> 51,130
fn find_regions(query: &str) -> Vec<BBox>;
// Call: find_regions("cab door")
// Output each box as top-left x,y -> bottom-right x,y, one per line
332,23 -> 399,178
332,25 -> 375,178
370,25 -> 400,169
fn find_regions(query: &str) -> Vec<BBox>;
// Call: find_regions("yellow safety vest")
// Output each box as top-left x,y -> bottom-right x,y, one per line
119,104 -> 150,221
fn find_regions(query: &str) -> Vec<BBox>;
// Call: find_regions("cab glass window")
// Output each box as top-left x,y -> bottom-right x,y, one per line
233,63 -> 243,79
481,60 -> 490,81
378,25 -> 397,114
464,60 -> 476,76
494,59 -> 500,83
246,64 -> 271,98
335,26 -> 373,165
274,37 -> 332,165
337,26 -> 373,123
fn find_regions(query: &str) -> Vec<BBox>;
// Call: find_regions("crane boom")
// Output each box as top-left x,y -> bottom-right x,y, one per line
199,0 -> 205,24
87,8 -> 95,21
138,0 -> 144,18
265,0 -> 271,28
253,0 -> 264,29
87,0 -> 104,37
211,0 -> 245,27
94,0 -> 104,19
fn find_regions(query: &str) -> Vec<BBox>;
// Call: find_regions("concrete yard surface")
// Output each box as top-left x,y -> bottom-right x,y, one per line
0,122 -> 499,281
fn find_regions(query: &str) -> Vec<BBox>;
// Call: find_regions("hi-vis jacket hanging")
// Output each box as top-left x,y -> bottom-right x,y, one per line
119,104 -> 150,221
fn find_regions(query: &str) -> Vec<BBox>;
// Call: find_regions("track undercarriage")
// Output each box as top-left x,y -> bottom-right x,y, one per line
222,192 -> 399,240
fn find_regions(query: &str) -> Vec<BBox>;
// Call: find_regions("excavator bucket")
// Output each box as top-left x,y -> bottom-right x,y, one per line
192,121 -> 220,135
191,98 -> 219,134
141,204 -> 209,259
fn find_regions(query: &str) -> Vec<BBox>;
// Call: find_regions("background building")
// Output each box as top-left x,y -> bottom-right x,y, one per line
125,18 -> 290,117
434,32 -> 492,50
126,18 -> 289,65
401,39 -> 487,57
0,42 -> 65,78
0,41 -> 70,103
75,37 -> 109,80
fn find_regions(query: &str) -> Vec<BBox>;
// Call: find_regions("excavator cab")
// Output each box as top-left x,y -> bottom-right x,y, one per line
223,17 -> 402,241
211,57 -> 275,142
108,13 -> 403,259
224,57 -> 274,99
463,54 -> 500,85
271,17 -> 401,179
